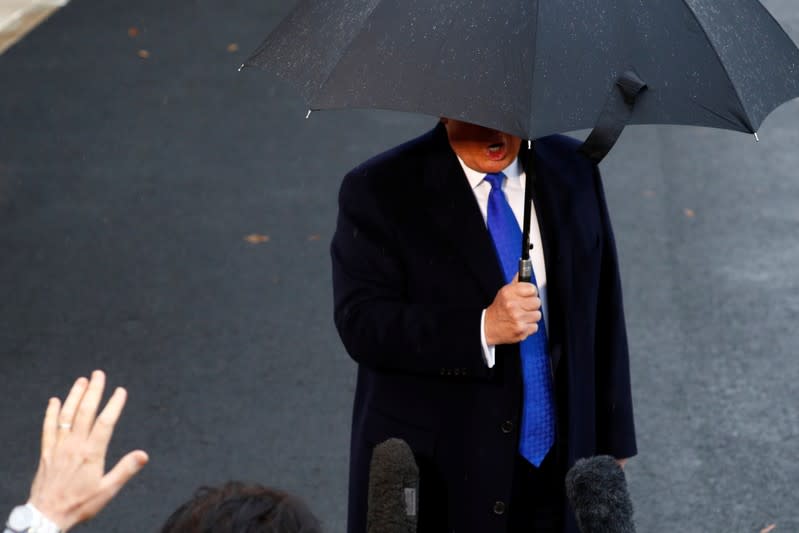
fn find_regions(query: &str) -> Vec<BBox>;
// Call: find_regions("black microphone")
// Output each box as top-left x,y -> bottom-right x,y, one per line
366,438 -> 419,533
565,455 -> 635,533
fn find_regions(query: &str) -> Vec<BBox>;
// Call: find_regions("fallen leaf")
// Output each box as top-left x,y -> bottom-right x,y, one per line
227,42 -> 239,53
245,234 -> 270,244
307,234 -> 321,241
137,49 -> 150,59
128,27 -> 139,38
760,524 -> 777,533
683,208 -> 695,218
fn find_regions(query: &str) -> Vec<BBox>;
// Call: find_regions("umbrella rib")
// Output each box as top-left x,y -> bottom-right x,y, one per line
741,1 -> 799,128
678,0 -> 754,133
308,0 -> 384,107
691,100 -> 751,130
527,0 -> 542,141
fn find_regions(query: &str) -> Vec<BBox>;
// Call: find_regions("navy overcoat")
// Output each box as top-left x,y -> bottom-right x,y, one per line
331,123 -> 636,533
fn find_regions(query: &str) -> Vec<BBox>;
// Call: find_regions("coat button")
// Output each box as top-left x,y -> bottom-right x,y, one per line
501,420 -> 514,434
493,501 -> 506,515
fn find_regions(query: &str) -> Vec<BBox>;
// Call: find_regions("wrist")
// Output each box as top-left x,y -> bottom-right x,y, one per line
5,503 -> 61,533
26,503 -> 62,533
27,497 -> 68,532
483,307 -> 496,346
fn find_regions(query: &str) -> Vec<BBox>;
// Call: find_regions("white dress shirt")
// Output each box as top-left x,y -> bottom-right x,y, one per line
456,156 -> 549,368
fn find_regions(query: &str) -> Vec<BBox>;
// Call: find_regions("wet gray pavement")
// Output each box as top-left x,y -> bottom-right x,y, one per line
1,1 -> 798,532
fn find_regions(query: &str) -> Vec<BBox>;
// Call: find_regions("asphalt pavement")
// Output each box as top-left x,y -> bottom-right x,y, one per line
1,1 -> 797,532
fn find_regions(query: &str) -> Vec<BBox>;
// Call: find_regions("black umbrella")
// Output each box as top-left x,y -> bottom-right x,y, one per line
244,0 -> 799,276
247,0 -> 799,138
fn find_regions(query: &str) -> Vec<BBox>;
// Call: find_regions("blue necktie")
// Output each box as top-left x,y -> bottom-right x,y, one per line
484,172 -> 555,467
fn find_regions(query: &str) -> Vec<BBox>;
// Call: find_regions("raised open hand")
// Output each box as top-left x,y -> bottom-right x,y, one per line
27,370 -> 149,532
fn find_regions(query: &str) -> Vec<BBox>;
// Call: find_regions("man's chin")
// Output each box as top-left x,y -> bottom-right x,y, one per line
473,159 -> 513,174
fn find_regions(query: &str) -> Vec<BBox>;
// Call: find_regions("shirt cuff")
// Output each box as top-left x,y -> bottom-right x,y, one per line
480,309 -> 496,368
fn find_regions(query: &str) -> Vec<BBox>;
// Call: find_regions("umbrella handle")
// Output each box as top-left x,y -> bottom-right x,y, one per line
519,258 -> 533,283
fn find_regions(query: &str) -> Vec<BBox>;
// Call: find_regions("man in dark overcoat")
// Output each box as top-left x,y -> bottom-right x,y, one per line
331,118 -> 637,533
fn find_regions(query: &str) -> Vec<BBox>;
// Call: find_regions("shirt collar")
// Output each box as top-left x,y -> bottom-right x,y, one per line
457,156 -> 523,190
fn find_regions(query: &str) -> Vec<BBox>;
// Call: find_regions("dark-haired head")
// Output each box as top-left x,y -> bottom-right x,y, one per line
160,481 -> 322,533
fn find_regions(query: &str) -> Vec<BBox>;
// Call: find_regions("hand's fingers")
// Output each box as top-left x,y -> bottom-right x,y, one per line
72,370 -> 106,436
40,397 -> 61,462
62,450 -> 149,531
514,311 -> 539,326
58,376 -> 89,433
511,282 -> 538,298
527,310 -> 542,323
86,387 -> 127,462
519,297 -> 542,313
520,322 -> 539,340
97,450 -> 149,503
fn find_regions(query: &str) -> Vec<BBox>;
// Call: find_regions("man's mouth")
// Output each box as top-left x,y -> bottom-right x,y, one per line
486,142 -> 507,160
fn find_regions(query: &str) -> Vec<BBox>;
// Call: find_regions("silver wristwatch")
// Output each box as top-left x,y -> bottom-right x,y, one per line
5,504 -> 61,533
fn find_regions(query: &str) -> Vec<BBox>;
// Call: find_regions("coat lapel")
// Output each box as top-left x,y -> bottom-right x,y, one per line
421,125 -> 506,301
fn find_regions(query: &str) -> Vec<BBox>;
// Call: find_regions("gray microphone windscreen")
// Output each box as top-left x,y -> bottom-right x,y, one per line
366,438 -> 419,533
565,455 -> 635,533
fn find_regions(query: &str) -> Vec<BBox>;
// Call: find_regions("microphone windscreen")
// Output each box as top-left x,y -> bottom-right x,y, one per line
565,455 -> 635,533
366,438 -> 419,533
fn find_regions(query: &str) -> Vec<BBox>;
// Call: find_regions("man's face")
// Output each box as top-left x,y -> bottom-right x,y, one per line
441,118 -> 522,174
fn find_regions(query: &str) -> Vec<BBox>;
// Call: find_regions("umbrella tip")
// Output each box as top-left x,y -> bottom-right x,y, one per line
306,109 -> 312,119
754,132 -> 760,142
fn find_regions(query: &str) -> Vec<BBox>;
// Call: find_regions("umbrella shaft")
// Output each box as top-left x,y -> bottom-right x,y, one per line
521,140 -> 535,264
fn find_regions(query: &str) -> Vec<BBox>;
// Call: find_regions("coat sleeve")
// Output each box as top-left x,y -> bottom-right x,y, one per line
592,167 -> 638,459
330,169 -> 492,379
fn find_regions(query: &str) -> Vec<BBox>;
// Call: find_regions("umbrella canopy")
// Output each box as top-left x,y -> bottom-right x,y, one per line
246,0 -> 799,140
